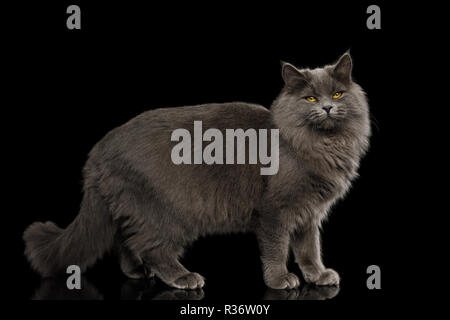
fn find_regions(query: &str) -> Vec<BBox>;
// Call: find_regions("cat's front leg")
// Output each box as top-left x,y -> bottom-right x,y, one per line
256,217 -> 300,289
291,224 -> 340,286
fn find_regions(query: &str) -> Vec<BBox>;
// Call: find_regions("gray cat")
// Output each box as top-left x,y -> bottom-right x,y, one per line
24,53 -> 370,290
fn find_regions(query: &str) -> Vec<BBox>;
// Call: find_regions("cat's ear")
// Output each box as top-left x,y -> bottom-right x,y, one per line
281,61 -> 308,90
331,52 -> 353,84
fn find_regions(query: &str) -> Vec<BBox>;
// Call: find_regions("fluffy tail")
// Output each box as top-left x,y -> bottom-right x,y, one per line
23,186 -> 116,277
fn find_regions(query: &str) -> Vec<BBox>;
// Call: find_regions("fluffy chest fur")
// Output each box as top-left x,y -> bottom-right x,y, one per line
262,128 -> 367,226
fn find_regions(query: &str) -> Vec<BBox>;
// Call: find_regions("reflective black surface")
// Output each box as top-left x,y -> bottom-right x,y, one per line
30,277 -> 340,301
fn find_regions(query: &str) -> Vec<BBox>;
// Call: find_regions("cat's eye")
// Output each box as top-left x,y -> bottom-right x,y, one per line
332,92 -> 343,99
305,96 -> 317,102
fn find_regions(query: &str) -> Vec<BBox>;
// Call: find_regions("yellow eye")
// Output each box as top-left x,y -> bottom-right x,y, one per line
306,96 -> 317,102
332,92 -> 342,99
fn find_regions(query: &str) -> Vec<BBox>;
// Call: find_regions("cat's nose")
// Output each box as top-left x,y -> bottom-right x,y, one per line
322,106 -> 333,114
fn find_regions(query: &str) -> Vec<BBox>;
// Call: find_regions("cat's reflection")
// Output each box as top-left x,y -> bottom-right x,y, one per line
33,278 -> 337,300
121,278 -> 205,300
263,284 -> 340,300
32,278 -> 103,300
33,277 -> 204,300
122,280 -> 338,300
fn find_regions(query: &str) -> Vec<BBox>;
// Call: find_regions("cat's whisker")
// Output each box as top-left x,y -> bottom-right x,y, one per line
369,111 -> 380,132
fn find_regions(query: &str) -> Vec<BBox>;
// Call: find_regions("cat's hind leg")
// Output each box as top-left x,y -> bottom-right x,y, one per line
123,222 -> 205,289
105,178 -> 158,280
141,246 -> 205,290
118,243 -> 154,279
107,180 -> 204,289
122,226 -> 204,288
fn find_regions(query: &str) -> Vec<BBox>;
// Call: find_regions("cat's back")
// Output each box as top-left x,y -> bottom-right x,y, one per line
92,102 -> 272,158
88,102 -> 273,233
138,102 -> 272,131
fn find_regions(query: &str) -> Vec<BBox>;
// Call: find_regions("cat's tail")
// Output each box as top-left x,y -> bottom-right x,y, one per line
23,186 -> 116,277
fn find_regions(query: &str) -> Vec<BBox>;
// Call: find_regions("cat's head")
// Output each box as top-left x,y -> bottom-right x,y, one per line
272,53 -> 369,135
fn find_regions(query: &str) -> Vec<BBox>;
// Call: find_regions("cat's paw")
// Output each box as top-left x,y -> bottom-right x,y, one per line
265,273 -> 300,289
171,272 -> 205,290
153,289 -> 205,300
263,288 -> 301,300
298,284 -> 340,300
313,269 -> 340,286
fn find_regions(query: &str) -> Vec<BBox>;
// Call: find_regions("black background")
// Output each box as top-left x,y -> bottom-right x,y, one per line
5,0 -> 420,315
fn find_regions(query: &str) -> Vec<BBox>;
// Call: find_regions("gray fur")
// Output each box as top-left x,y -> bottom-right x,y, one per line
23,53 -> 370,289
